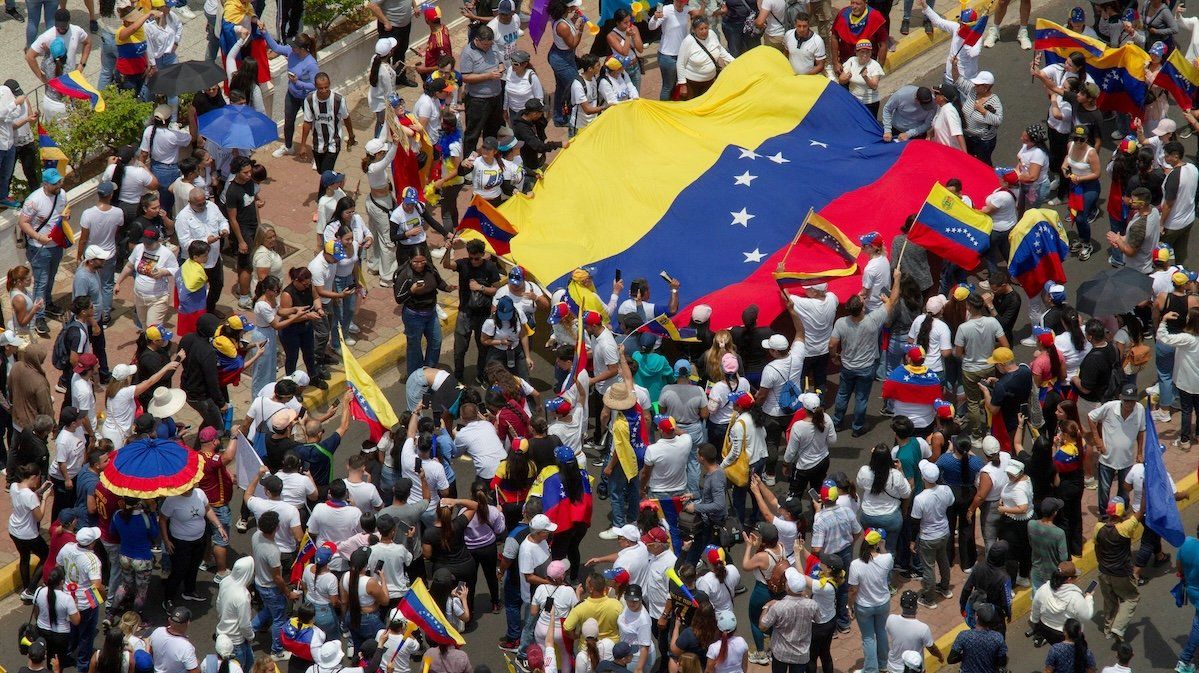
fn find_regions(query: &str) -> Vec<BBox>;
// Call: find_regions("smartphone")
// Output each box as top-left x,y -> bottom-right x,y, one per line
614,269 -> 622,283
807,487 -> 820,502
345,283 -> 359,292
457,581 -> 467,592
422,391 -> 434,408
1085,580 -> 1098,594
375,559 -> 385,573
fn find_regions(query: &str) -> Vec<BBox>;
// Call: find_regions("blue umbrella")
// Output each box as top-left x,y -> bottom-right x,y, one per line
198,104 -> 279,150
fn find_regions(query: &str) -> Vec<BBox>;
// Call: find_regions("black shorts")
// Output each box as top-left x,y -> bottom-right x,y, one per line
231,226 -> 256,270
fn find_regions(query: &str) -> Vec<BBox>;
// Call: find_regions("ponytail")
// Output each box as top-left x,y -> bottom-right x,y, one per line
916,312 -> 935,351
369,54 -> 383,88
810,406 -> 826,433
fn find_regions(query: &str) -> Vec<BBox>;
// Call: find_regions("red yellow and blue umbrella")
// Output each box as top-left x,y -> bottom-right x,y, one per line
100,437 -> 204,498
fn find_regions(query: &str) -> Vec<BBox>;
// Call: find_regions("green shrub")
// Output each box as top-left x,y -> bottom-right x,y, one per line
47,86 -> 154,178
306,0 -> 370,48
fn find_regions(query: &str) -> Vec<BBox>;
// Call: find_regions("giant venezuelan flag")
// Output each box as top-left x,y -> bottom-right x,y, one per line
1034,19 -> 1149,115
492,48 -> 996,329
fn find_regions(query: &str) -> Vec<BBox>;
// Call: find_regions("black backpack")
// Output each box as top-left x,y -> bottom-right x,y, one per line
52,320 -> 86,372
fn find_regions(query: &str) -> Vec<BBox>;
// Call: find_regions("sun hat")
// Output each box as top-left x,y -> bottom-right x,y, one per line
603,382 -> 636,410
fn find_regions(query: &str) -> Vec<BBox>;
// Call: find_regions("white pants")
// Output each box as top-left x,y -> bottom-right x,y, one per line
364,195 -> 397,280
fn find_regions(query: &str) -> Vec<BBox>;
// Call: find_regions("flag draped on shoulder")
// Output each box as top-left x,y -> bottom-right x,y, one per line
529,464 -> 594,531
1007,208 -> 1069,297
881,365 -> 942,405
908,182 -> 993,269
341,336 -> 400,441
613,404 -> 648,479
642,497 -> 686,554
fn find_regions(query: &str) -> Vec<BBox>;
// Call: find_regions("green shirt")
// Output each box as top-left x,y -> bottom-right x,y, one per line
895,438 -> 923,495
1028,519 -> 1068,586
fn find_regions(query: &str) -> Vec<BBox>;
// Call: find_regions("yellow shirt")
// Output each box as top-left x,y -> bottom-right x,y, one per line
563,596 -> 624,641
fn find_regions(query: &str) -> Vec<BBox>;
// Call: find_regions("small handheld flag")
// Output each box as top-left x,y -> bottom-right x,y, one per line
342,334 -> 400,442
909,182 -> 993,269
457,195 -> 518,256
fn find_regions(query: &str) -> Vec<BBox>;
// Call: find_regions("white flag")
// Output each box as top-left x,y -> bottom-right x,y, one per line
233,431 -> 266,499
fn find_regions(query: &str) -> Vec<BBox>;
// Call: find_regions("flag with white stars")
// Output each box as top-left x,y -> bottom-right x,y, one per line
1037,19 -> 1148,115
909,182 -> 994,269
1008,208 -> 1069,296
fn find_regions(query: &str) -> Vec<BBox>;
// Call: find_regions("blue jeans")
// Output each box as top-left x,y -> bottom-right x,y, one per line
27,244 -> 63,320
205,11 -> 220,62
722,21 -> 760,57
855,601 -> 890,673
98,257 -> 116,319
404,367 -> 428,411
833,547 -> 852,628
98,29 -> 118,90
681,420 -> 705,494
0,146 -> 16,201
658,53 -> 678,100
860,509 -> 902,556
518,600 -> 536,652
833,365 -> 874,432
732,458 -> 767,525
503,567 -> 522,641
344,609 -> 384,654
333,275 -> 358,340
1158,340 -> 1179,410
1180,606 -> 1199,664
748,580 -> 772,649
548,47 -> 577,124
1108,215 -> 1128,266
608,466 -> 640,529
310,602 -> 340,641
881,339 -> 907,413
1097,464 -> 1130,518
70,607 -> 99,670
24,0 -> 54,47
1071,178 -> 1101,246
234,641 -> 254,672
252,583 -> 288,654
402,307 -> 441,377
379,464 -> 399,506
149,159 -> 182,214
251,325 -> 278,398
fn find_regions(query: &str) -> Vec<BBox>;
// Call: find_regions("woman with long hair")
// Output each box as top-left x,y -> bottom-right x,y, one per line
959,540 -> 1013,634
605,8 -> 644,88
532,560 -> 579,654
34,566 -> 78,669
485,361 -> 541,415
804,555 -> 843,673
1062,123 -> 1103,259
1112,313 -> 1147,387
1017,427 -> 1055,505
301,544 -> 341,639
1031,328 -> 1067,403
250,275 -> 307,397
278,266 -> 327,387
367,38 -> 397,136
1017,123 -> 1051,212
464,480 -> 505,616
1029,568 -> 1094,647
881,275 -> 924,416
100,359 -> 178,449
702,329 -> 739,386
703,611 -> 747,673
723,393 -> 767,524
547,0 -> 585,127
10,462 -> 52,600
491,438 -> 538,530
1158,307 -> 1199,448
340,547 -> 390,652
86,628 -> 128,673
6,266 -> 41,338
1106,138 -> 1139,267
482,296 -> 531,377
576,617 -> 616,673
226,36 -> 265,113
360,129 -> 400,285
855,444 -> 911,556
1052,308 -> 1088,381
740,524 -> 785,662
1154,262 -> 1197,423
850,528 -> 895,673
322,198 -> 371,346
909,294 -> 953,387
696,548 -> 741,615
1053,419 -> 1086,556
1043,618 -> 1096,673
421,497 -> 480,618
428,566 -> 471,632
936,437 -> 981,571
539,445 -> 591,577
251,224 -> 284,295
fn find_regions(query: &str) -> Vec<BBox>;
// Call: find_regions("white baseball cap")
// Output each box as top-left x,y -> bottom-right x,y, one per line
83,245 -> 113,262
616,524 -> 641,542
762,334 -> 789,351
530,514 -> 558,532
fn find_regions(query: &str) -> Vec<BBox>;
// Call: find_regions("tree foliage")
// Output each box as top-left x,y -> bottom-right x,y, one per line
46,86 -> 154,180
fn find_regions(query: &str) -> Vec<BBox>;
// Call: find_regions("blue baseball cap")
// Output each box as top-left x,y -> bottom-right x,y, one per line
323,240 -> 347,262
1069,6 -> 1084,22
496,295 -> 516,320
315,545 -> 335,565
673,358 -> 691,376
319,170 -> 344,188
402,185 -> 419,205
43,168 -> 63,184
508,265 -> 525,285
554,445 -> 575,464
133,650 -> 154,673
50,37 -> 67,59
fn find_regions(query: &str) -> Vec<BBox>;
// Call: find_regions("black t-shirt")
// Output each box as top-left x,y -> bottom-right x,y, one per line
192,90 -> 227,118
1095,520 -> 1134,576
265,435 -> 300,473
729,325 -> 773,374
134,215 -> 168,242
454,258 -> 501,316
990,364 -> 1033,430
422,513 -> 472,567
136,345 -> 171,408
1127,168 -> 1166,206
223,179 -> 261,235
1077,342 -> 1118,402
1063,93 -> 1103,146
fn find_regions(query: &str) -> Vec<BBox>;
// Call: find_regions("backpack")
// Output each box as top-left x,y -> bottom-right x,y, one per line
765,549 -> 791,595
52,320 -> 86,372
783,0 -> 806,27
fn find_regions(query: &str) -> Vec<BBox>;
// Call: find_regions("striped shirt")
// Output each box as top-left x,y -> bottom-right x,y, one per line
953,76 -> 1003,141
302,91 -> 349,154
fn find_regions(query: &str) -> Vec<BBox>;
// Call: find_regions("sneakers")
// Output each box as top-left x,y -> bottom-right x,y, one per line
1175,438 -> 1193,450
198,561 -> 212,573
1020,336 -> 1037,347
344,337 -> 357,346
379,278 -> 392,288
1015,576 -> 1031,588
598,527 -> 621,540
19,588 -> 35,602
917,595 -> 938,609
35,317 -> 50,337
983,24 -> 999,47
176,4 -> 196,18
1079,241 -> 1097,261
5,6 -> 24,20
271,652 -> 290,662
272,145 -> 295,158
238,294 -> 253,309
499,639 -> 519,652
55,382 -> 67,394
939,588 -> 953,599
312,378 -> 329,390
1017,26 -> 1032,49
181,591 -> 206,602
1084,476 -> 1097,490
1154,408 -> 1173,423
235,517 -> 250,533
900,17 -> 910,35
1068,238 -> 1082,253
748,652 -> 771,665
214,570 -> 230,581
1175,661 -> 1196,673
763,474 -> 777,486
435,305 -> 448,321
924,20 -> 933,35
348,322 -> 361,334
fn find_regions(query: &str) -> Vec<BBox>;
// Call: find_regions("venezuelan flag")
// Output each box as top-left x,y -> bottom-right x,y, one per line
881,365 -> 942,405
643,314 -> 698,342
558,315 -> 587,396
1007,208 -> 1069,297
175,259 -> 208,336
342,336 -> 400,442
115,25 -> 148,76
666,567 -> 699,607
909,182 -> 993,269
399,578 -> 466,646
1155,49 -> 1199,110
38,126 -> 68,176
529,464 -> 593,532
47,72 -> 105,112
289,533 -> 317,584
47,216 -> 75,249
1035,20 -> 1148,115
774,211 -> 862,287
613,404 -> 648,479
957,13 -> 989,47
458,195 -> 517,256
497,48 -> 996,330
641,497 -> 685,554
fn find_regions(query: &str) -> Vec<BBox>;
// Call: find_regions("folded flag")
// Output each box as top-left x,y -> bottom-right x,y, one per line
642,314 -> 699,342
458,194 -> 518,256
909,182 -> 993,269
38,125 -> 69,176
1034,19 -> 1148,115
1067,182 -> 1085,224
1144,402 -> 1185,547
399,578 -> 466,646
881,364 -> 942,405
342,333 -> 400,442
47,71 -> 106,112
47,214 -> 75,249
774,211 -> 862,287
957,12 -> 989,47
1155,49 -> 1199,110
1007,208 -> 1069,297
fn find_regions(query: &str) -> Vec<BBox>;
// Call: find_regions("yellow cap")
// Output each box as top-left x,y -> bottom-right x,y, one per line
986,347 -> 1014,365
213,335 -> 238,358
605,56 -> 623,71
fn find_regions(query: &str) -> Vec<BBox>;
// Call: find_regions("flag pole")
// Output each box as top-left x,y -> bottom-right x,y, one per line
896,236 -> 910,269
778,208 -> 815,274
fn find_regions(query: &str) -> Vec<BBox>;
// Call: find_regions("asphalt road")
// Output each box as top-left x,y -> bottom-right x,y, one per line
6,0 -> 1195,668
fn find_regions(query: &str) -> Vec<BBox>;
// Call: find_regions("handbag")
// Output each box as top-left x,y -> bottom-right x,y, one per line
740,0 -> 763,36
722,418 -> 750,487
18,593 -> 37,655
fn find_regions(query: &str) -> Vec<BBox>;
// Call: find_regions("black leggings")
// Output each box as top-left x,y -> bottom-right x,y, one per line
550,524 -> 588,582
809,618 -> 835,673
11,533 -> 48,593
38,627 -> 70,670
468,541 -> 500,613
946,499 -> 977,571
999,517 -> 1032,580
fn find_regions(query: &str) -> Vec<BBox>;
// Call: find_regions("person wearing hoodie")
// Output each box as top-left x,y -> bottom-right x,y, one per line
215,556 -> 256,670
959,540 -> 1013,635
1028,561 -> 1095,648
180,313 -> 227,432
8,342 -> 53,435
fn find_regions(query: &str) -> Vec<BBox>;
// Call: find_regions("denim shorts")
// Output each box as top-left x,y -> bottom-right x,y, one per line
209,504 -> 232,547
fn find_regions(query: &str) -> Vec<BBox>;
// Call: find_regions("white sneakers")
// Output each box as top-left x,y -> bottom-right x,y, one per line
175,5 -> 197,19
1154,408 -> 1173,423
598,527 -> 621,540
272,145 -> 295,158
1017,26 -> 1032,49
983,24 -> 999,48
1020,336 -> 1037,347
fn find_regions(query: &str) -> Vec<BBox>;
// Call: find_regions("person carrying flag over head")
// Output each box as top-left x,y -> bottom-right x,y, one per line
915,0 -> 982,83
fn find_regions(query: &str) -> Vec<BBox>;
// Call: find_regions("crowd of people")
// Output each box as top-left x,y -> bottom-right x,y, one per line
6,0 -> 1199,672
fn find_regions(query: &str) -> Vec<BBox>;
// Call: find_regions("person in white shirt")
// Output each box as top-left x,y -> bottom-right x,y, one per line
647,0 -> 692,99
344,454 -> 383,512
1159,141 -> 1197,264
50,407 -> 87,508
910,460 -> 955,608
18,171 -> 68,333
242,468 -> 303,561
160,486 -> 226,605
917,1 -> 982,84
1086,387 -> 1145,520
640,416 -> 692,497
598,58 -> 640,105
838,39 -> 885,115
451,405 -> 507,479
307,480 -> 364,573
676,17 -> 732,99
859,232 -> 891,312
884,591 -> 942,673
789,284 -> 838,393
115,228 -> 178,328
784,13 -> 827,75
755,0 -> 789,50
755,292 -> 806,484
174,187 -> 229,311
149,606 -> 201,673
929,85 -> 965,151
25,11 -> 91,83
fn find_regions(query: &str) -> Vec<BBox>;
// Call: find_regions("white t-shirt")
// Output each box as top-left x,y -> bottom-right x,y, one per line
906,315 -> 952,372
8,484 -> 42,538
21,187 -> 67,249
696,566 -> 741,613
1018,145 -> 1050,190
930,105 -> 963,148
245,394 -> 304,442
399,439 -> 450,510
845,57 -> 885,104
160,489 -> 210,541
785,29 -> 826,74
34,586 -> 78,632
1000,477 -> 1034,521
71,373 -> 96,429
1164,162 -> 1199,231
253,299 -> 278,333
705,636 -> 749,673
277,471 -> 317,510
759,340 -> 806,416
128,243 -> 178,297
707,377 -> 751,425
50,426 -> 88,479
453,421 -> 507,479
58,543 -> 103,610
590,330 -> 620,393
1086,401 -> 1144,470
245,496 -> 301,552
31,25 -> 89,71
885,615 -> 933,673
862,255 -> 890,311
470,157 -> 505,200
488,15 -> 523,61
533,583 -> 578,629
493,282 -> 546,325
643,434 -> 692,493
345,479 -> 383,511
790,293 -> 838,355
308,502 -> 364,572
482,312 -> 528,351
985,189 -> 1018,232
618,606 -> 654,650
307,255 -> 336,305
848,553 -> 895,607
1125,462 -> 1175,512
518,536 -> 550,601
569,77 -> 599,130
910,484 -> 954,540
301,565 -> 340,604
760,0 -> 788,36
598,72 -> 639,104
79,205 -> 124,256
149,626 -> 200,673
102,163 -> 156,206
101,386 -> 138,441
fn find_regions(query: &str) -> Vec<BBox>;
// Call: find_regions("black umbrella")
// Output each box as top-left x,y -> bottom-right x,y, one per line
148,60 -> 226,97
1075,266 -> 1154,317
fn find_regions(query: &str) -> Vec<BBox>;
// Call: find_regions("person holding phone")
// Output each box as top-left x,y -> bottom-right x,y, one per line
1028,561 -> 1094,648
394,253 -> 454,377
321,197 -> 373,347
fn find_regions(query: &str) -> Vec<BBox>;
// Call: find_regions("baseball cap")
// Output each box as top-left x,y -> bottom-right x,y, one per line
271,408 -> 299,432
915,86 -> 933,104
986,347 -> 1014,365
1038,497 -> 1064,518
784,566 -> 805,594
970,71 -> 995,86
423,5 -> 441,21
1154,118 -> 1177,137
530,514 -> 558,532
762,334 -> 789,351
199,426 -> 219,443
402,185 -> 419,205
58,508 -> 79,526
612,643 -> 634,660
864,527 -> 886,546
512,49 -> 531,65
855,38 -> 872,50
1005,459 -> 1025,476
481,136 -> 500,151
83,245 -> 112,262
523,97 -> 545,113
553,445 -> 575,464
73,352 -> 99,373
933,399 -> 954,420
1119,383 -> 1140,401
900,589 -> 919,613
721,352 -> 739,373
641,527 -> 669,545
365,137 -> 387,155
582,310 -> 603,327
616,524 -> 641,542
730,390 -> 754,411
655,414 -> 677,434
323,240 -> 347,261
582,619 -> 600,639
960,7 -> 978,22
96,180 -> 115,196
145,324 -> 173,342
314,545 -> 335,565
1107,496 -> 1126,518
716,610 -> 737,632
691,304 -> 712,323
498,0 -> 515,11
508,265 -> 525,285
374,37 -> 398,58
981,435 -> 1001,456
168,605 -> 192,623
546,397 -> 573,415
43,168 -> 63,185
918,459 -> 939,483
902,650 -> 924,671
142,228 -> 161,243
496,295 -> 516,320
319,170 -> 345,188
0,331 -> 28,349
859,231 -> 882,247
285,370 -> 311,387
624,583 -> 643,601
110,363 -> 137,382
76,527 -> 101,545
819,482 -> 839,502
906,345 -> 925,364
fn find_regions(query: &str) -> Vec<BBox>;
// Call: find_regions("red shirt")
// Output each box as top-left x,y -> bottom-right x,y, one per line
43,522 -> 76,582
423,27 -> 453,69
197,450 -> 234,507
94,483 -> 121,544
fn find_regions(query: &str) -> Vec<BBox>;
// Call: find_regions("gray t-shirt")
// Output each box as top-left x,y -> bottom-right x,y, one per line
72,268 -> 102,305
381,499 -> 428,556
373,0 -> 413,27
832,308 -> 889,371
953,316 -> 1004,372
251,530 -> 282,589
460,42 -> 505,98
658,384 -> 706,425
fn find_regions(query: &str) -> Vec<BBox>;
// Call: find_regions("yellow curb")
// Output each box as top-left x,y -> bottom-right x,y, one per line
0,554 -> 38,603
886,0 -> 991,74
925,469 -> 1199,672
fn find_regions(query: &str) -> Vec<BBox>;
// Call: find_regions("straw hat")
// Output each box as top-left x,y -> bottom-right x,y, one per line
602,382 -> 636,411
147,387 -> 187,419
